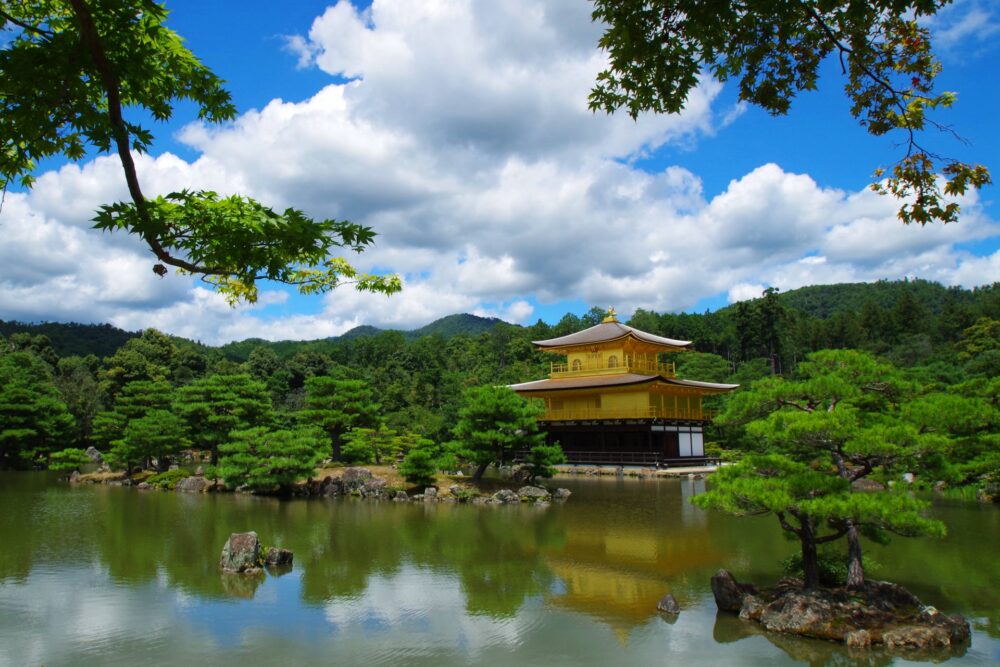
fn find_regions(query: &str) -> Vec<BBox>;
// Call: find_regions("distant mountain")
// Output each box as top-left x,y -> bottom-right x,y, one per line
776,279 -> 974,318
407,314 -> 504,339
337,325 -> 384,341
711,279 -> 980,320
214,313 -> 507,361
0,320 -> 138,358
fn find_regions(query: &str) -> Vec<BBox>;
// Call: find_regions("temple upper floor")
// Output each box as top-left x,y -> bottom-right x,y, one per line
549,349 -> 676,379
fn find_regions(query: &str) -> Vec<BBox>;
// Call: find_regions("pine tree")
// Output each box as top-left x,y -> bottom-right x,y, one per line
300,377 -> 380,460
452,385 -> 546,482
174,374 -> 273,464
340,424 -> 399,465
217,427 -> 324,493
0,352 -> 75,468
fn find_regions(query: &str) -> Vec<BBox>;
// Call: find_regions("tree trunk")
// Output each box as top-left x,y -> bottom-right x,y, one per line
799,517 -> 820,589
210,445 -> 219,466
846,521 -> 865,590
471,461 -> 489,482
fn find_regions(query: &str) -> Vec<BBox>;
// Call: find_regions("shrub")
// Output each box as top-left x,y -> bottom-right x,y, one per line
146,468 -> 191,490
398,447 -> 438,486
49,448 -> 91,472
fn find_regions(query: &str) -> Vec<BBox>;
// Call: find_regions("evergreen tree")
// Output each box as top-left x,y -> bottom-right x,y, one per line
174,374 -> 273,464
524,443 -> 566,481
452,386 -> 546,482
300,376 -> 380,460
49,447 -> 92,473
717,349 -> 946,589
398,442 -> 439,487
217,427 -> 324,493
340,424 -> 399,465
0,352 -> 75,468
109,409 -> 188,472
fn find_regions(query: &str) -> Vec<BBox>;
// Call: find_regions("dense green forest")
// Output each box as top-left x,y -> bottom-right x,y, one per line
1,279 -> 997,495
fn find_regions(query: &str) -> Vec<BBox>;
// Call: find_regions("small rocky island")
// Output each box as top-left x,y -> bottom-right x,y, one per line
72,464 -> 572,506
711,569 -> 970,653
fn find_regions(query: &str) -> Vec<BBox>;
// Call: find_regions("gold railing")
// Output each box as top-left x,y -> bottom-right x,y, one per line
540,407 -> 717,422
549,360 -> 676,378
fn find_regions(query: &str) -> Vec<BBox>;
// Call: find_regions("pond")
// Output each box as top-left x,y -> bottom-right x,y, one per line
0,471 -> 998,666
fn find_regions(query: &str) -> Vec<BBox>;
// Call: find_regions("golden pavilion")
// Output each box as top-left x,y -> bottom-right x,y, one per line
509,309 -> 737,466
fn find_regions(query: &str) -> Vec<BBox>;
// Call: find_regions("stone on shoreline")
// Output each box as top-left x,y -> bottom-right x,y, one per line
711,569 -> 757,612
220,532 -> 262,574
84,446 -> 103,463
492,489 -> 519,504
517,486 -> 550,502
176,476 -> 209,493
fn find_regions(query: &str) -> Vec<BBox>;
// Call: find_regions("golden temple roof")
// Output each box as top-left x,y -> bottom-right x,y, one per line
532,321 -> 691,353
509,374 -> 738,394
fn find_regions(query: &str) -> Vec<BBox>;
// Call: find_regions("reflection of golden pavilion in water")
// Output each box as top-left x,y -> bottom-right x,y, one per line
510,309 -> 738,466
544,479 -> 724,641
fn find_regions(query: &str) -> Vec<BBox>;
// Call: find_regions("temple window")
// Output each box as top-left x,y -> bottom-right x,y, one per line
607,355 -> 619,368
572,359 -> 582,371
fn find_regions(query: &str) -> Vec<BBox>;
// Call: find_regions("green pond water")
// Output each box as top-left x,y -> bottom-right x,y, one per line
0,472 -> 998,666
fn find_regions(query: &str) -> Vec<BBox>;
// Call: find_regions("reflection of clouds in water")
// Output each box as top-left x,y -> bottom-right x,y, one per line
322,565 -> 542,660
0,565 -> 178,666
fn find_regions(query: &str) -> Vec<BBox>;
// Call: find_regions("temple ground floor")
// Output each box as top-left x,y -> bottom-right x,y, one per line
534,420 -> 716,467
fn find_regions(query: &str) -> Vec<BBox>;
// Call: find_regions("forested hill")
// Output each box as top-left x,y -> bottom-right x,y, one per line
1,280 -> 997,364
771,279 -> 986,319
0,320 -> 137,358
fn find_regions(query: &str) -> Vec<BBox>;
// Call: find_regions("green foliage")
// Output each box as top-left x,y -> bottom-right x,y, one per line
340,425 -> 399,465
93,190 -> 402,305
217,427 -> 324,493
0,352 -> 75,468
108,408 -> 188,472
49,448 -> 91,472
452,386 -> 546,481
525,443 -> 566,481
0,321 -> 137,359
782,547 -> 850,588
145,468 -> 191,490
590,0 -> 990,224
300,376 -> 380,459
398,445 -> 439,487
0,1 -> 398,304
173,374 -> 273,463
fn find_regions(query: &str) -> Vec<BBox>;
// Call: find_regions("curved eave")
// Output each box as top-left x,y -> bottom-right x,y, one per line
509,373 -> 659,393
664,378 -> 740,394
532,322 -> 691,353
509,374 -> 739,394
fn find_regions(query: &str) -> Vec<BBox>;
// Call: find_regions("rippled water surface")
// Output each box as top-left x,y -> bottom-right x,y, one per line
1,472 -> 998,666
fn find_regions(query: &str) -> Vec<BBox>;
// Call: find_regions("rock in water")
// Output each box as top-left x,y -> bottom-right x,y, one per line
176,476 -> 209,493
424,487 -> 438,498
552,488 -> 572,500
711,569 -> 757,612
517,486 -> 550,502
657,593 -> 680,614
220,532 -> 262,574
264,547 -> 293,567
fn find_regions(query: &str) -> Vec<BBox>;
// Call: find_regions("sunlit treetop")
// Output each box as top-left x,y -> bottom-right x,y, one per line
0,0 -> 401,304
590,0 -> 991,225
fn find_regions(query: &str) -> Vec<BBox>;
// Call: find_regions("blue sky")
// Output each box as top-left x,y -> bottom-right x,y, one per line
1,0 -> 998,342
